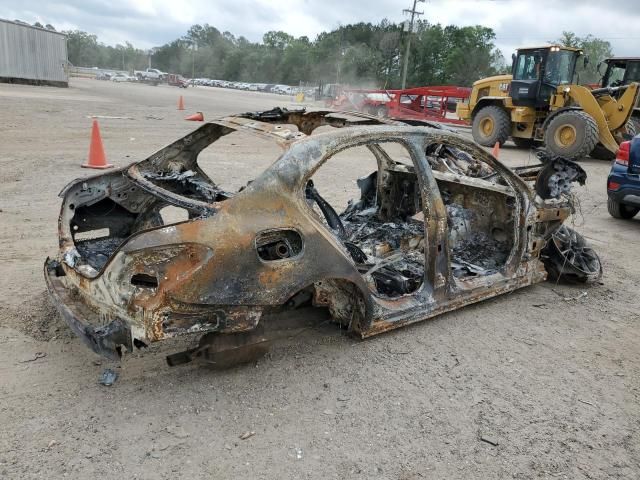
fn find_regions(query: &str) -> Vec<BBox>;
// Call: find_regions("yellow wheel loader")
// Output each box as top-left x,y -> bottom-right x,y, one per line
457,46 -> 639,160
598,57 -> 640,132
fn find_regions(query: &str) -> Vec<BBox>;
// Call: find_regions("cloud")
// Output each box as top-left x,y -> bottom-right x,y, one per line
0,0 -> 638,56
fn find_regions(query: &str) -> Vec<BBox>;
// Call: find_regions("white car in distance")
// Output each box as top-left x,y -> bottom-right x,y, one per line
111,73 -> 134,82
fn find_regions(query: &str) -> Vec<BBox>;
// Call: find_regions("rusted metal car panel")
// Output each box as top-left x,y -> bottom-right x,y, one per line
44,108 -> 601,365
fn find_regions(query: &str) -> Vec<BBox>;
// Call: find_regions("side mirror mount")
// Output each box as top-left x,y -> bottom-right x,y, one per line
583,56 -> 589,68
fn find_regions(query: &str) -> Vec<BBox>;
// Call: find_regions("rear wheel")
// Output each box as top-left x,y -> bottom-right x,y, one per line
608,197 -> 639,219
472,105 -> 511,147
544,110 -> 598,160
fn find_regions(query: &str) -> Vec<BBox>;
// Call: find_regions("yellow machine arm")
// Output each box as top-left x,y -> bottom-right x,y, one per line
563,83 -> 639,154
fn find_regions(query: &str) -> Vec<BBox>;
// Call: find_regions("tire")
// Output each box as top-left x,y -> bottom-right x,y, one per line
471,105 -> 511,147
625,119 -> 637,139
544,110 -> 598,160
375,106 -> 387,118
631,117 -> 640,134
512,137 -> 535,148
608,197 -> 639,219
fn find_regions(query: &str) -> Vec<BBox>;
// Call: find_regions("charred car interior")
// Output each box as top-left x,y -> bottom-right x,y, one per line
45,108 -> 601,367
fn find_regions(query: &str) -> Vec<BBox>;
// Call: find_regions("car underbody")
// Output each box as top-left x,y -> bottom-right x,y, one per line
44,108 -> 601,366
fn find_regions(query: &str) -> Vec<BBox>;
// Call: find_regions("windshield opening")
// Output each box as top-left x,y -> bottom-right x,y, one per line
544,50 -> 576,85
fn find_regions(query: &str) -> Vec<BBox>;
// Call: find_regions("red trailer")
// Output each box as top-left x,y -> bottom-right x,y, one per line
329,85 -> 471,126
384,86 -> 471,125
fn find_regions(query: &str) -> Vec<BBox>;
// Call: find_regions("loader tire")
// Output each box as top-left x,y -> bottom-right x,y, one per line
472,105 -> 511,147
544,110 -> 598,160
630,117 -> 640,135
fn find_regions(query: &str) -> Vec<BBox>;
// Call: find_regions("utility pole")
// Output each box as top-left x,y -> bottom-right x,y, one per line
401,0 -> 425,89
192,42 -> 197,79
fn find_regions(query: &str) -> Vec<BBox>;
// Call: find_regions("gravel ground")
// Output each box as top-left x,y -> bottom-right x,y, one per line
0,78 -> 638,480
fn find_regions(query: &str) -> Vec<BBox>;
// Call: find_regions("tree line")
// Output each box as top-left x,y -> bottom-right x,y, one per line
31,19 -> 612,88
59,20 -> 504,88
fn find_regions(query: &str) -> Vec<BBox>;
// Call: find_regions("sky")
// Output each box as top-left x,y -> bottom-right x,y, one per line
1,0 -> 639,56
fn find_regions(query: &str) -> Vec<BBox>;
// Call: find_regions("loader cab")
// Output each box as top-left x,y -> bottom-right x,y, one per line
510,46 -> 582,107
601,58 -> 640,88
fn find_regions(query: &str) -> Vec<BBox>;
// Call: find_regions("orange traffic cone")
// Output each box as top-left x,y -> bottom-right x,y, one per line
82,119 -> 113,169
177,95 -> 185,110
185,111 -> 204,121
491,141 -> 500,158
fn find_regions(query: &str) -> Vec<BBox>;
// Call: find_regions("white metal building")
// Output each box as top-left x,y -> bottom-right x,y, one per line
0,19 -> 68,87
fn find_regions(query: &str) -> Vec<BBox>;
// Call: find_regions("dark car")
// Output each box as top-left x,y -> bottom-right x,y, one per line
607,134 -> 640,219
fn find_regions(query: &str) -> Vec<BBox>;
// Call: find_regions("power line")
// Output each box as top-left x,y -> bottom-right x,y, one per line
401,0 -> 425,89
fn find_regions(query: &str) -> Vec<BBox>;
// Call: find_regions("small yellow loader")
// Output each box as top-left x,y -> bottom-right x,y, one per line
457,45 -> 639,160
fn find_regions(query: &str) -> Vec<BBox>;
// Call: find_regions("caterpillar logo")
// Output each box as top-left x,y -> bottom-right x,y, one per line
499,82 -> 510,92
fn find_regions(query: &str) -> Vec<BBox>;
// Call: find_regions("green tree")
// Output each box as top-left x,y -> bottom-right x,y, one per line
556,31 -> 613,84
59,20 -> 504,86
64,30 -> 101,67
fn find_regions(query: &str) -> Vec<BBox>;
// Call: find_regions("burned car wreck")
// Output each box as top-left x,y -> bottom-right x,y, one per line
45,108 -> 601,366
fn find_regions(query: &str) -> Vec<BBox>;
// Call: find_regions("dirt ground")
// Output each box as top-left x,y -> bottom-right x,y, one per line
1,78 -> 639,480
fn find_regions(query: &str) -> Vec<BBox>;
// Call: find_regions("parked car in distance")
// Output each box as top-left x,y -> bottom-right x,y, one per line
607,134 -> 640,219
96,71 -> 114,80
272,85 -> 293,94
167,74 -> 189,88
134,68 -> 165,82
111,73 -> 134,82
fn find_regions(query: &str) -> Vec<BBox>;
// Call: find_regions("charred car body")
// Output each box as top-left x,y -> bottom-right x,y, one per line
45,109 -> 601,365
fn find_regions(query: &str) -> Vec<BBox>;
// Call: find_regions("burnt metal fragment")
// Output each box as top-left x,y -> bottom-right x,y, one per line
535,153 -> 587,200
99,368 -> 118,386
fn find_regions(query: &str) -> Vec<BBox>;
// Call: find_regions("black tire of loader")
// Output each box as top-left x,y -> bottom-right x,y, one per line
471,105 -> 511,147
544,110 -> 598,160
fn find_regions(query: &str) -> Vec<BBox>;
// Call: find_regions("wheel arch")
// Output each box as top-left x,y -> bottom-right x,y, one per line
470,97 -> 509,120
541,106 -> 583,132
309,277 -> 373,333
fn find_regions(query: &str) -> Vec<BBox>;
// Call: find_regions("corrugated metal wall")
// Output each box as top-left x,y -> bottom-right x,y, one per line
0,19 -> 68,84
